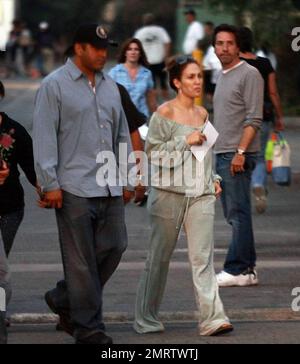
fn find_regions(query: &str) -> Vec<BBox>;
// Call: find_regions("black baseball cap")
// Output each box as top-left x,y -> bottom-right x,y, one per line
184,9 -> 196,16
73,23 -> 118,48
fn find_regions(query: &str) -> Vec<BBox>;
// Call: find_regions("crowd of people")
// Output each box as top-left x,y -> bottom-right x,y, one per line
0,8 -> 285,345
1,19 -> 64,79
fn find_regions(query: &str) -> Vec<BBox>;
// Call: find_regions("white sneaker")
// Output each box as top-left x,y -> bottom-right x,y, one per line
217,269 -> 258,287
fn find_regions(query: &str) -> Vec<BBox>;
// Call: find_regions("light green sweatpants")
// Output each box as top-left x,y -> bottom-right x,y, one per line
134,188 -> 230,336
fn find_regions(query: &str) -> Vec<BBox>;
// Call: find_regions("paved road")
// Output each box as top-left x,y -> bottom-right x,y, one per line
8,321 -> 300,345
1,79 -> 300,344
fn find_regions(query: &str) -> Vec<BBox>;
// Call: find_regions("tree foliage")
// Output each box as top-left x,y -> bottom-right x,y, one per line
112,0 -> 177,43
20,0 -> 110,37
208,0 -> 299,45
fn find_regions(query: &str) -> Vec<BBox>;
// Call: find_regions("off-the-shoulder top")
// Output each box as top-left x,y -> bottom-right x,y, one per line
145,112 -> 221,196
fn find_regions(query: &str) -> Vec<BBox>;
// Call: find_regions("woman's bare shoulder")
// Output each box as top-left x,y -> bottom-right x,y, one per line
156,102 -> 175,120
196,106 -> 209,121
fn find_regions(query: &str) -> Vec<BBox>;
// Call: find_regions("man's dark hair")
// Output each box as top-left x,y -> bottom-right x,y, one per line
205,21 -> 214,28
238,27 -> 253,53
0,81 -> 5,98
143,13 -> 155,26
184,9 -> 196,17
261,41 -> 272,56
212,24 -> 241,48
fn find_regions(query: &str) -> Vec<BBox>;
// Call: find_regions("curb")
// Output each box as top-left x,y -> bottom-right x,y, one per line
9,308 -> 300,325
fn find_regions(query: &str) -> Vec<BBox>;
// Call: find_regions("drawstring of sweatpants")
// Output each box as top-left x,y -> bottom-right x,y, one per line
175,196 -> 191,230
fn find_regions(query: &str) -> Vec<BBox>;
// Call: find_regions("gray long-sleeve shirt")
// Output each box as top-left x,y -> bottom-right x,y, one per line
213,61 -> 263,153
33,58 -> 134,198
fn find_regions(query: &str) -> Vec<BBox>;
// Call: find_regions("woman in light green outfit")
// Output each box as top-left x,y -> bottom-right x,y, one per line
134,56 -> 233,336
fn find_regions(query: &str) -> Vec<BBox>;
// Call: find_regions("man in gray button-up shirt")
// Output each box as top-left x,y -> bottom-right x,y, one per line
33,24 -> 134,345
33,55 -> 132,199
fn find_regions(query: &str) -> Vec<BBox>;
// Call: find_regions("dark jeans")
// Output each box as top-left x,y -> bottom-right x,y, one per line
0,312 -> 7,345
0,208 -> 23,345
0,208 -> 24,256
149,62 -> 168,90
51,191 -> 127,340
216,153 -> 257,275
0,252 -> 9,345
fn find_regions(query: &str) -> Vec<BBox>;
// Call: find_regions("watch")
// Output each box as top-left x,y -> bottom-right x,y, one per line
236,148 -> 246,156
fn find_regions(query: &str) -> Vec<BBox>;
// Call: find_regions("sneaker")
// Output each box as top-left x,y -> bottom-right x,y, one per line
207,323 -> 234,336
217,269 -> 258,287
253,186 -> 267,214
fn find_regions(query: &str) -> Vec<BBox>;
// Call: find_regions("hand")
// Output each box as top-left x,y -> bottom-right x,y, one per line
274,117 -> 284,132
38,189 -> 63,209
35,183 -> 44,199
186,131 -> 207,146
214,181 -> 222,199
123,189 -> 134,205
230,154 -> 246,176
134,184 -> 146,204
0,161 -> 9,185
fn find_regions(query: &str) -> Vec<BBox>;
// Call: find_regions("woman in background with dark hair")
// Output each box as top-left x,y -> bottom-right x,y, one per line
133,56 -> 232,337
109,38 -> 157,119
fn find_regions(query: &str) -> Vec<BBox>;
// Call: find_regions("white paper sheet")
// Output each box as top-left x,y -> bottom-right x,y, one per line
191,121 -> 219,163
139,124 -> 149,141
